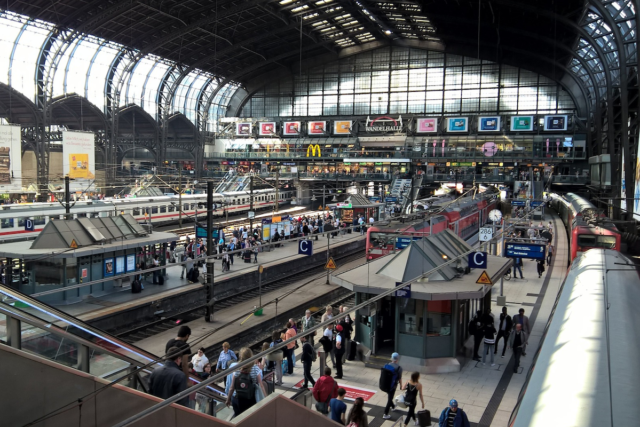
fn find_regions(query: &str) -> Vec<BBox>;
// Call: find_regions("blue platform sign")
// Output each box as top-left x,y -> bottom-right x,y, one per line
504,242 -> 546,260
195,226 -> 219,240
531,201 -> 544,208
511,200 -> 526,207
395,282 -> 411,298
25,219 -> 34,231
396,237 -> 421,249
369,196 -> 381,202
298,239 -> 314,256
386,197 -> 398,203
468,251 -> 488,269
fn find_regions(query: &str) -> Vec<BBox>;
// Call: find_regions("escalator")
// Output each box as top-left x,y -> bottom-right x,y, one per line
0,285 -> 227,416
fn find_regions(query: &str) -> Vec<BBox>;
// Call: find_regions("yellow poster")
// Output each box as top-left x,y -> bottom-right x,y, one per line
68,154 -> 95,179
334,121 -> 352,134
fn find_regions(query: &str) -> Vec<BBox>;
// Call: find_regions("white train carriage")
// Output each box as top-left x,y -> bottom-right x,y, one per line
0,188 -> 294,241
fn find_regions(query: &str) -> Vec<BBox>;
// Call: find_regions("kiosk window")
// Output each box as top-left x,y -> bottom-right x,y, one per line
398,299 -> 424,336
426,301 -> 452,336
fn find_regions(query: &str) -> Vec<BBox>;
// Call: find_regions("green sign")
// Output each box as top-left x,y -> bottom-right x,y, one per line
511,115 -> 534,131
450,162 -> 475,167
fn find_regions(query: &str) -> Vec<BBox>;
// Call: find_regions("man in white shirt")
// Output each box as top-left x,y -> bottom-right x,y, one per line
369,217 -> 374,224
323,326 -> 336,367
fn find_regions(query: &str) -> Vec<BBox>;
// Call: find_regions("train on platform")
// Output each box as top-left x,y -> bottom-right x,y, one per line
0,187 -> 294,241
549,192 -> 621,260
509,249 -> 640,427
366,192 -> 499,260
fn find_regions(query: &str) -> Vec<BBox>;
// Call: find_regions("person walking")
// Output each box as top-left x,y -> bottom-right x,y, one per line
149,346 -> 188,406
547,244 -> 553,266
346,397 -> 369,427
402,372 -> 424,426
191,347 -> 209,375
216,342 -> 238,376
482,321 -> 497,366
382,353 -> 403,420
284,321 -> 297,375
494,307 -> 512,358
512,309 -> 531,356
508,324 -> 528,373
269,331 -> 284,386
536,259 -> 545,278
329,387 -> 347,425
339,306 -> 353,362
300,336 -> 316,389
469,311 -> 484,361
321,305 -> 334,324
438,399 -> 470,427
334,324 -> 345,379
312,367 -> 338,415
225,347 -> 266,418
513,257 -> 524,279
165,325 -> 191,359
301,310 -> 316,346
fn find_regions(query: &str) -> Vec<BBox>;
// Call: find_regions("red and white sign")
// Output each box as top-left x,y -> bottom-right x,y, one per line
283,121 -> 301,136
416,118 -> 438,133
236,123 -> 252,136
259,122 -> 276,136
308,121 -> 326,135
294,380 -> 376,402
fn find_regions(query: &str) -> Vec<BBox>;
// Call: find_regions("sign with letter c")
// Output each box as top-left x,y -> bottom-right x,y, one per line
468,251 -> 487,269
298,239 -> 314,256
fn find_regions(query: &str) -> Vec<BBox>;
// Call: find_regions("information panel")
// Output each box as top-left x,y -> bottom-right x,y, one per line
504,242 -> 546,260
62,131 -> 95,180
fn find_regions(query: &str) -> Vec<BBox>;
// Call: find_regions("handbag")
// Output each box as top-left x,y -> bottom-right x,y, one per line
395,393 -> 407,408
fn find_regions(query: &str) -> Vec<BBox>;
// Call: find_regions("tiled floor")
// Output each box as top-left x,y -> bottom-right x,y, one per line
266,213 -> 568,427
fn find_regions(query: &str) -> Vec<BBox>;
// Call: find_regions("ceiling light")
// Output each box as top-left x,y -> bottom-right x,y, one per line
384,30 -> 392,35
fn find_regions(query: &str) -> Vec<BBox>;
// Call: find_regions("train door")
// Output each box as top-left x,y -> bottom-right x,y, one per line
91,254 -> 105,293
457,301 -> 469,356
356,293 -> 379,354
77,256 -> 92,297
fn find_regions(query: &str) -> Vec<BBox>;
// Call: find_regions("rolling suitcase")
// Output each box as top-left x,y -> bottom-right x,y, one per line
158,275 -> 164,285
416,409 -> 431,426
347,340 -> 357,361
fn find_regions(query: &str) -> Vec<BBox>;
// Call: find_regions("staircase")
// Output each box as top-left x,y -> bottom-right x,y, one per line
215,173 -> 250,192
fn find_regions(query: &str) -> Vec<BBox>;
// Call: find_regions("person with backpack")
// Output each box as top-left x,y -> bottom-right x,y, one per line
312,366 -> 338,415
402,372 -> 424,426
469,311 -> 484,361
346,397 -> 369,427
381,353 -> 403,420
225,347 -> 266,418
438,399 -> 470,427
536,259 -> 545,278
300,335 -> 316,389
482,320 -> 497,367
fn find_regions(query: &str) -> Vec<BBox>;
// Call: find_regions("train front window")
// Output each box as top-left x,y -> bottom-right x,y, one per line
577,234 -> 617,249
596,236 -> 616,248
577,235 -> 596,247
370,233 -> 390,248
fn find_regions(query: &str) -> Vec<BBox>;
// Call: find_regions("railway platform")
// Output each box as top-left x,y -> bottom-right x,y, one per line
254,212 -> 569,427
49,231 -> 366,334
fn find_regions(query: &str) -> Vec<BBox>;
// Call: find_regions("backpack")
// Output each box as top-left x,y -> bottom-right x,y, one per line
234,371 -> 255,401
379,363 -> 399,392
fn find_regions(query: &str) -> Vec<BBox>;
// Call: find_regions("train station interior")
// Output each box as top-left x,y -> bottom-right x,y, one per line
0,1 -> 638,426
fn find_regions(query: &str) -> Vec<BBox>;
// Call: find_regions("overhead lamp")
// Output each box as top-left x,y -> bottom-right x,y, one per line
311,195 -> 317,201
384,30 -> 392,35
331,195 -> 338,202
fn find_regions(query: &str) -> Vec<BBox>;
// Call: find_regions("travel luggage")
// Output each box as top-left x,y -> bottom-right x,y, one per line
131,279 -> 142,293
379,363 -> 399,392
158,275 -> 164,285
347,340 -> 357,361
416,409 -> 431,426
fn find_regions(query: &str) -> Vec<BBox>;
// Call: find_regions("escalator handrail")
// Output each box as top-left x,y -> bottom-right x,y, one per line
0,285 -> 226,401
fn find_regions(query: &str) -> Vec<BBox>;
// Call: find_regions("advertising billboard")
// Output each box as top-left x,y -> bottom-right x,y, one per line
258,122 -> 276,136
543,115 -> 568,131
0,124 -> 22,191
333,120 -> 351,135
416,118 -> 438,133
478,116 -> 501,132
235,122 -> 252,136
446,117 -> 468,132
62,131 -> 95,180
308,121 -> 326,135
510,115 -> 534,131
283,121 -> 301,136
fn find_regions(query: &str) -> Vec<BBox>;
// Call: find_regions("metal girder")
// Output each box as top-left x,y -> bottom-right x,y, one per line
338,1 -> 385,43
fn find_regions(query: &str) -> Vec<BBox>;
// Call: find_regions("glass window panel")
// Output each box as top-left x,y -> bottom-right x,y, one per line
501,65 -> 519,87
0,18 -> 25,85
499,87 -> 519,111
12,23 -> 52,102
339,94 -> 354,115
427,68 -> 444,89
371,71 -> 389,92
426,91 -> 443,113
408,69 -> 426,91
427,51 -> 445,67
340,73 -> 355,94
294,96 -> 307,116
446,54 -> 463,66
370,93 -> 388,114
399,299 -> 425,336
324,73 -> 338,94
390,69 -> 408,92
86,44 -> 119,109
426,300 -> 451,336
354,93 -> 370,115
407,91 -> 425,113
323,95 -> 338,115
354,72 -> 371,92
307,95 -> 322,115
519,87 -> 538,111
66,37 -> 99,97
445,67 -> 462,89
143,62 -> 171,118
463,66 -> 481,88
127,57 -> 155,107
53,38 -> 80,97
389,92 -> 407,114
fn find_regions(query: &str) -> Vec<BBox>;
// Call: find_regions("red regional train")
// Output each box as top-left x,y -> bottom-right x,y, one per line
549,192 -> 621,261
366,193 -> 499,260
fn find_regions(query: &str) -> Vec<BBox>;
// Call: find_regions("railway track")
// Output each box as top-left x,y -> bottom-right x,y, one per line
117,249 -> 365,344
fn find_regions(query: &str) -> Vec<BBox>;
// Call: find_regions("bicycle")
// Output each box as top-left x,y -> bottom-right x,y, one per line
503,268 -> 512,281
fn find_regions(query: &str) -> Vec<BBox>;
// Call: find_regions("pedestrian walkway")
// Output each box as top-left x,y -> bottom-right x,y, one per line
262,212 -> 568,427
